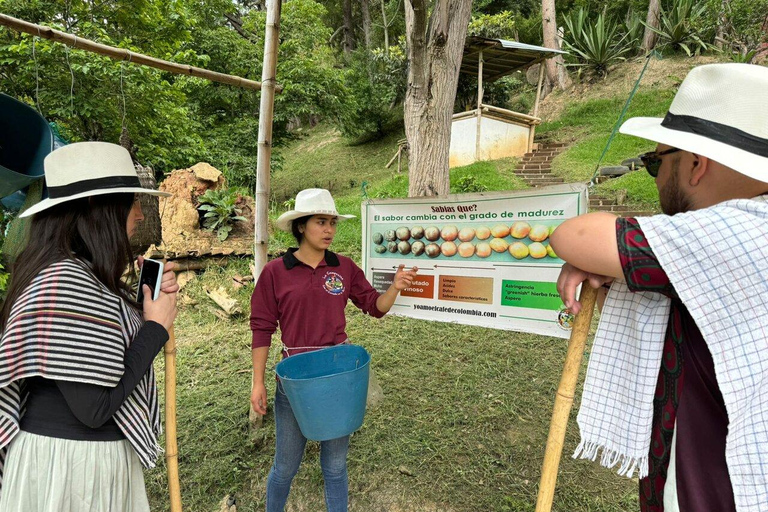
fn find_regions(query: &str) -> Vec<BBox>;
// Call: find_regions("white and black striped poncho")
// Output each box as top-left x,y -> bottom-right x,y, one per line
0,259 -> 161,488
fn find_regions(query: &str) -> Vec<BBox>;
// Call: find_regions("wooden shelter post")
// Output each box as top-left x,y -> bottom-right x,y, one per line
528,63 -> 546,153
475,51 -> 484,160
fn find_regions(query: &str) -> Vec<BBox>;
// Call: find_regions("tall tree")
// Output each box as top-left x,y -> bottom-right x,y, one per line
361,0 -> 372,48
343,0 -> 355,56
541,0 -> 570,93
404,0 -> 473,197
381,0 -> 391,54
642,0 -> 661,52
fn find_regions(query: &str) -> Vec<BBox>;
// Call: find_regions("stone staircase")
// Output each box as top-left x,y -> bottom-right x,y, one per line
589,194 -> 657,218
514,142 -> 657,217
513,142 -> 568,187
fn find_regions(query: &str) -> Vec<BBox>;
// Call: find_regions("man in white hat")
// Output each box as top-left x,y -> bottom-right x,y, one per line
549,63 -> 768,512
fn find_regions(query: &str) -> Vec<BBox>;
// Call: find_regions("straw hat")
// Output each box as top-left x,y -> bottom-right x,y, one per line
276,188 -> 355,231
620,63 -> 768,184
20,142 -> 171,218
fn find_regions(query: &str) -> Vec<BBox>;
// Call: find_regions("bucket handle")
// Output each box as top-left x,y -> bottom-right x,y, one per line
280,339 -> 350,357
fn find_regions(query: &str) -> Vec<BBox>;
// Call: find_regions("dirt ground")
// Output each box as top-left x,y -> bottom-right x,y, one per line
537,55 -> 723,122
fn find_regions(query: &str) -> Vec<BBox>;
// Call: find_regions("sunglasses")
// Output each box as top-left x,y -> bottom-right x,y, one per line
638,148 -> 681,177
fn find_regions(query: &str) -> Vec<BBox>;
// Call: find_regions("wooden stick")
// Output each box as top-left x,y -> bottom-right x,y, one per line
250,0 -> 282,432
385,149 -> 399,169
534,284 -> 599,512
0,13 -> 281,93
164,326 -> 182,512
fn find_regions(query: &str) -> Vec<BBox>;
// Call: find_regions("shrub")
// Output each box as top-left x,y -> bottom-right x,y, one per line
453,175 -> 488,193
714,0 -> 768,59
467,12 -> 517,40
645,0 -> 716,56
563,9 -> 632,76
197,188 -> 247,241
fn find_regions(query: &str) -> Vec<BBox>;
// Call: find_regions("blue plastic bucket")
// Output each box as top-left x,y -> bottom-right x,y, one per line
275,344 -> 370,441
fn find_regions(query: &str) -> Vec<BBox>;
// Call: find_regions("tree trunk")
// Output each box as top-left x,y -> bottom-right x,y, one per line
642,0 -> 661,52
541,0 -> 570,93
404,0 -> 473,197
381,0 -> 390,54
361,0 -> 372,48
343,0 -> 355,56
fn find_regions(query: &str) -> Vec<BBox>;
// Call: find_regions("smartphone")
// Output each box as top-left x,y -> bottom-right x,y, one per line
136,258 -> 164,303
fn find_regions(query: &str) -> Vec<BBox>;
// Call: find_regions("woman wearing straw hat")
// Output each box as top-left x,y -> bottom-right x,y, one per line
0,142 -> 179,512
250,188 -> 417,512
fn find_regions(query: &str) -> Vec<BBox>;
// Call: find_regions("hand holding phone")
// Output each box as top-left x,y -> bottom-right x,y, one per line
136,258 -> 164,303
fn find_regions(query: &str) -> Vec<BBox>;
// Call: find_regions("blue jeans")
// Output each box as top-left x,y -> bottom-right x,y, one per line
266,382 -> 350,512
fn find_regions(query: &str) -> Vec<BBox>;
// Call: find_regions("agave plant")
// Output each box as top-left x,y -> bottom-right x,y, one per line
623,8 -> 645,53
197,188 -> 248,241
563,9 -> 632,76
644,0 -> 715,56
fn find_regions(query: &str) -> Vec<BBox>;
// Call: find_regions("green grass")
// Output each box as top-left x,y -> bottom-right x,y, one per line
596,171 -> 660,208
538,90 -> 673,206
146,258 -> 636,512
273,125 -> 405,203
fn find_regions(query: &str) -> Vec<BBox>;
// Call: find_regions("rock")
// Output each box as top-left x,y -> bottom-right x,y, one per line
190,162 -> 223,183
599,165 -> 631,177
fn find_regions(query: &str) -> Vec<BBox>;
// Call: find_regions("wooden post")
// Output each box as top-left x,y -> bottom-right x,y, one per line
528,63 -> 546,153
0,13 -> 278,92
475,51 -> 484,161
251,0 -> 282,430
164,326 -> 182,512
534,284 -> 598,512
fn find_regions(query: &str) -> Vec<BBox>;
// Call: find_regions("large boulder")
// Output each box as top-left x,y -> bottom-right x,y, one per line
148,163 -> 254,259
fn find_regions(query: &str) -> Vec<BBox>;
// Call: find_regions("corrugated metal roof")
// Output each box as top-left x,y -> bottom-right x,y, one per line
461,36 -> 567,82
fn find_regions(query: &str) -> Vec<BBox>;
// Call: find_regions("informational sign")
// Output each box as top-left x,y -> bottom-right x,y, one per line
361,184 -> 588,338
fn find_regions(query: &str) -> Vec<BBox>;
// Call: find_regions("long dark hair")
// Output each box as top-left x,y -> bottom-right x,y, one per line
1,193 -> 138,330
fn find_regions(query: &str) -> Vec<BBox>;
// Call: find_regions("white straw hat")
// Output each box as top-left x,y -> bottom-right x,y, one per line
620,63 -> 768,184
276,188 -> 355,231
20,141 -> 171,218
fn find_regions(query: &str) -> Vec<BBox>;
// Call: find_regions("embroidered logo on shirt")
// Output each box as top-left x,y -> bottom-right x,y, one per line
323,271 -> 345,295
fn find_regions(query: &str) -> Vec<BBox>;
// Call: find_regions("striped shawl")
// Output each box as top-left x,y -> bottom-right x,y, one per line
0,259 -> 161,489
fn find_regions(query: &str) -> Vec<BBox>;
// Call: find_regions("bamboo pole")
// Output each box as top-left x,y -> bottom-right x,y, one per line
250,0 -> 282,431
0,13 -> 281,93
164,326 -> 182,512
534,284 -> 599,512
528,63 -> 546,153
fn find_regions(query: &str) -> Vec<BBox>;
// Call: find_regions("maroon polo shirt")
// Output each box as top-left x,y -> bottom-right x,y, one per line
250,249 -> 385,353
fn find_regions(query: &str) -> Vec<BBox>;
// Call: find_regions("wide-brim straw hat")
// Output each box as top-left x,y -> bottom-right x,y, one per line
276,188 -> 355,231
20,141 -> 171,218
619,63 -> 768,184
